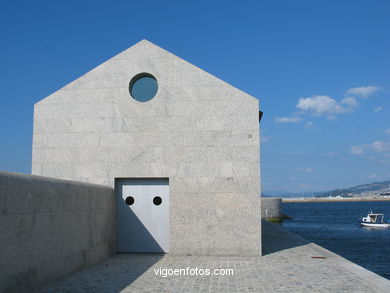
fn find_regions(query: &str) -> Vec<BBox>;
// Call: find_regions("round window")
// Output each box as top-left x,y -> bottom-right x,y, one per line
153,196 -> 162,206
125,196 -> 134,205
129,73 -> 158,102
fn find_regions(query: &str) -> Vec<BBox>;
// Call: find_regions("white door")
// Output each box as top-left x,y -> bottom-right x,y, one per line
116,178 -> 169,253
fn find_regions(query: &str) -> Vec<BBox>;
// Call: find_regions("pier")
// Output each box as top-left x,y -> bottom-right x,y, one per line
40,221 -> 390,292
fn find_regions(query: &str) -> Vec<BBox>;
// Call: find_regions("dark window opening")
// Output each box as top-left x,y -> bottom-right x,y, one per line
129,73 -> 158,102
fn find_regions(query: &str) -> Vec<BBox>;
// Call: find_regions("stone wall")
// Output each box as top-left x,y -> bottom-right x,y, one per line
261,198 -> 282,221
0,171 -> 115,293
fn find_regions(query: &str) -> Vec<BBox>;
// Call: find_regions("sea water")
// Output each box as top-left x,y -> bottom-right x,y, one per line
281,201 -> 390,280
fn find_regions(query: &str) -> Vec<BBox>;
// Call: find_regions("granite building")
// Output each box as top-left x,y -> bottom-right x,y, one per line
32,40 -> 261,256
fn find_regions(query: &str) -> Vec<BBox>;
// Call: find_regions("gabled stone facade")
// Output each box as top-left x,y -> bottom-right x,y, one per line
32,40 -> 261,256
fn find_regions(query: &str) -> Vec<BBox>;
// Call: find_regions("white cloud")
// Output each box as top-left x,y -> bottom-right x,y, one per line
296,95 -> 354,117
296,167 -> 315,173
326,152 -> 336,156
350,141 -> 390,155
341,96 -> 358,107
304,121 -> 314,128
368,174 -> 378,179
275,117 -> 302,123
346,85 -> 382,98
350,146 -> 364,155
280,85 -> 381,123
371,141 -> 390,152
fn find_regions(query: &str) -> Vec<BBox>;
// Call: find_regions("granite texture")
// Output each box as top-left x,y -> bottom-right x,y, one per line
261,197 -> 282,220
0,171 -> 115,293
32,40 -> 261,256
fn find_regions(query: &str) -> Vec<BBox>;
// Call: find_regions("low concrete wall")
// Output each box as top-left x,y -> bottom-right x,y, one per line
0,171 -> 115,293
261,198 -> 282,221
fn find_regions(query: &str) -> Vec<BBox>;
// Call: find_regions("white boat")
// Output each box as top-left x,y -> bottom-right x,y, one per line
361,211 -> 390,228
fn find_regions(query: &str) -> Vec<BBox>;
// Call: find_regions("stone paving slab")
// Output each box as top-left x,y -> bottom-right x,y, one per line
41,221 -> 390,293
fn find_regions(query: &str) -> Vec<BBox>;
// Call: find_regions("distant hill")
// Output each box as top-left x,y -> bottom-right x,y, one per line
317,180 -> 390,198
262,180 -> 390,198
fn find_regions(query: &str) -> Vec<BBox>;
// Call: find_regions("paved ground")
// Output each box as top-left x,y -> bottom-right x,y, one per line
41,221 -> 390,292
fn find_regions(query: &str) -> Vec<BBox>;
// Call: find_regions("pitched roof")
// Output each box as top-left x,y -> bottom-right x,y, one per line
37,39 -> 258,105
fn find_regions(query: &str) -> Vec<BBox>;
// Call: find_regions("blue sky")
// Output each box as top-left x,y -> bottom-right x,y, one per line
0,0 -> 389,193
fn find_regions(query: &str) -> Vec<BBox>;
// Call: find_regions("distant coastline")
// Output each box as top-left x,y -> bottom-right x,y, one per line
264,180 -> 390,200
283,196 -> 390,203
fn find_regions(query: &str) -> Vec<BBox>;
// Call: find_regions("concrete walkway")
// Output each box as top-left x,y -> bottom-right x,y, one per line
41,221 -> 390,292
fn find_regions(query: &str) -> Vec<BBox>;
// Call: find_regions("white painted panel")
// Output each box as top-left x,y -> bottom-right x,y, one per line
116,178 -> 169,253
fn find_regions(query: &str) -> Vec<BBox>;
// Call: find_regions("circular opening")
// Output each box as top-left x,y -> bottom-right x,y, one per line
129,73 -> 158,102
125,196 -> 134,205
153,196 -> 162,206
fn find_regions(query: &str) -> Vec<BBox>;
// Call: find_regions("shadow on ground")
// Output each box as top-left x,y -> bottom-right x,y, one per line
41,253 -> 164,293
42,220 -> 312,292
262,219 -> 310,255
